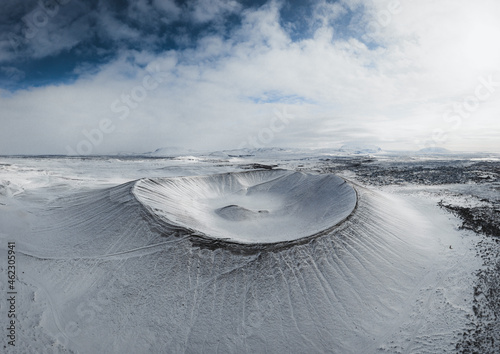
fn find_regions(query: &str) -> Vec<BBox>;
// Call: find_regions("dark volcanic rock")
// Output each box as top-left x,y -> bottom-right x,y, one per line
438,203 -> 500,237
438,202 -> 500,353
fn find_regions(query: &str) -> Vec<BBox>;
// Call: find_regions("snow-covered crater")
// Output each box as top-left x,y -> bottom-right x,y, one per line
133,170 -> 357,244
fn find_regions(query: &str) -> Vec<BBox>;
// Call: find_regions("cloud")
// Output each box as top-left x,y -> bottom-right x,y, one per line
0,0 -> 249,75
188,0 -> 243,23
153,0 -> 181,19
1,0 -> 500,154
0,66 -> 25,81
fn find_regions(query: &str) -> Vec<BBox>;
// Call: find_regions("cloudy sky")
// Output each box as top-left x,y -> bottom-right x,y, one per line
1,0 -> 499,154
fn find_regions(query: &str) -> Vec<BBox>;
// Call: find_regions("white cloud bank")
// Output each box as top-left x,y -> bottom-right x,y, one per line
1,0 -> 500,154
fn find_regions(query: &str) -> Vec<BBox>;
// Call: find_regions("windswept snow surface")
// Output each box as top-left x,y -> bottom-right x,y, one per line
0,156 -> 488,353
133,170 -> 357,244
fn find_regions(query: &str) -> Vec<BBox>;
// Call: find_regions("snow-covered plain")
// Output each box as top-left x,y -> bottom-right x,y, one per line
0,151 -> 497,353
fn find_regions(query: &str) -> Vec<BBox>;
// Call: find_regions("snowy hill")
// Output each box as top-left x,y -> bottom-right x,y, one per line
142,146 -> 199,157
417,147 -> 452,154
339,143 -> 382,154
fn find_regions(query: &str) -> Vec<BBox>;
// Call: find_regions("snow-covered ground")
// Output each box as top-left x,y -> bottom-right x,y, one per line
134,170 -> 356,244
0,152 -> 498,353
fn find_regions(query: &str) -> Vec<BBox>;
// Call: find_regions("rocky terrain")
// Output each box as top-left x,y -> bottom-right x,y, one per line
317,156 -> 500,353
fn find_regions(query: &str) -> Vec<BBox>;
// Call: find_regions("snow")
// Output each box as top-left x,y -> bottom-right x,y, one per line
143,146 -> 199,157
418,147 -> 452,154
133,170 -> 357,244
0,153 -> 493,353
339,143 -> 382,154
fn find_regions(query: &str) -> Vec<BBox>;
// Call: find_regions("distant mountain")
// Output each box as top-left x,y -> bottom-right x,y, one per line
143,147 -> 198,157
339,143 -> 382,154
417,147 -> 451,154
213,147 -> 295,158
208,148 -> 253,158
